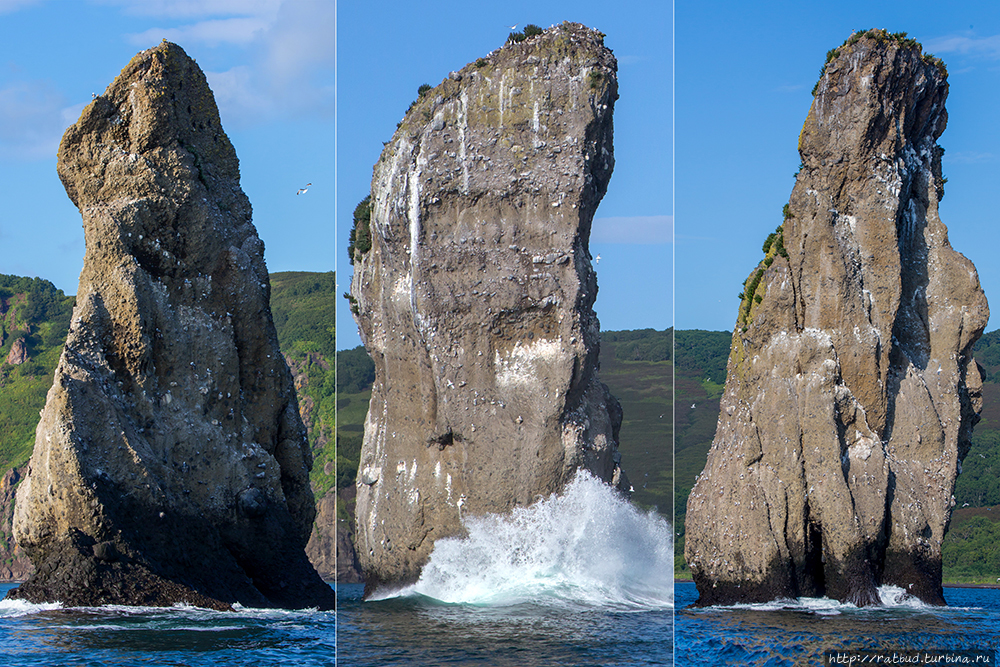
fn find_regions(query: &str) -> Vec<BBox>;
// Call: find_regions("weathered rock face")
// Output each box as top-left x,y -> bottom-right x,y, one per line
0,468 -> 34,582
6,337 -> 27,365
349,22 -> 626,594
8,42 -> 334,610
685,32 -> 988,607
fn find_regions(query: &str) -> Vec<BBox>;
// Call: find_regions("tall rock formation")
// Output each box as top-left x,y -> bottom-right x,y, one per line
349,22 -> 626,594
8,42 -> 334,610
685,31 -> 988,607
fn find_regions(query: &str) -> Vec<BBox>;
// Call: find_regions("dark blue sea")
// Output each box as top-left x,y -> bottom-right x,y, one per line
676,580 -> 1000,666
0,582 -> 336,665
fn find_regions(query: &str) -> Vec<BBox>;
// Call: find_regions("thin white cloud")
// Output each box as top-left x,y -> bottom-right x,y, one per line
128,17 -> 272,47
0,0 -> 42,14
263,0 -> 335,83
774,83 -> 808,93
204,0 -> 335,126
94,0 -> 280,20
206,65 -> 275,119
924,33 -> 1000,60
944,151 -> 995,165
0,81 -> 82,160
591,215 -> 672,244
616,55 -> 646,66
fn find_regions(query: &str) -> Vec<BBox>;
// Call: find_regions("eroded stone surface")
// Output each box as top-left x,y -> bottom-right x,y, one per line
8,42 -> 334,610
349,23 -> 627,594
685,32 -> 988,607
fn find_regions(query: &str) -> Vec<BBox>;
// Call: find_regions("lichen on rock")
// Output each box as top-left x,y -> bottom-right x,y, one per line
685,30 -> 988,607
7,41 -> 334,610
348,22 -> 627,595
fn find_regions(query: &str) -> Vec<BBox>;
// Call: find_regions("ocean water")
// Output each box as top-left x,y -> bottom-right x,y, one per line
0,584 -> 336,666
676,580 -> 1000,666
0,473 -> 671,666
339,472 -> 674,666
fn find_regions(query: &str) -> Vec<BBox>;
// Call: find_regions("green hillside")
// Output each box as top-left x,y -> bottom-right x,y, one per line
268,271 -> 337,497
600,329 -> 672,514
335,346 -> 373,492
270,271 -> 337,359
0,275 -> 75,472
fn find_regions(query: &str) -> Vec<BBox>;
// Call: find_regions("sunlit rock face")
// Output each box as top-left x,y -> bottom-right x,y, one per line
9,41 -> 334,610
685,32 -> 988,607
349,23 -> 628,595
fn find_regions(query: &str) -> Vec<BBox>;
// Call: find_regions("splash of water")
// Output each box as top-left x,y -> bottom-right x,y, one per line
386,471 -> 673,610
721,584 -> 934,614
0,598 -> 62,619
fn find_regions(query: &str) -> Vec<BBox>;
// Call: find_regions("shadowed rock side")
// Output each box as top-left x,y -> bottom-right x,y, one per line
349,22 -> 627,595
685,32 -> 988,607
8,42 -> 334,610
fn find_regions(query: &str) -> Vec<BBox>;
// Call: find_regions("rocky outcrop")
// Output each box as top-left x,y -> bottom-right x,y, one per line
685,31 -> 988,607
0,468 -> 34,581
305,491 -> 337,581
8,41 -> 334,610
336,487 -> 363,583
6,338 -> 27,365
305,486 -> 362,583
349,22 -> 626,594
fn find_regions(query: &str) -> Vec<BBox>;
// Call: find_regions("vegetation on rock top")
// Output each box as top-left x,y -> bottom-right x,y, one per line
346,195 -> 372,267
813,29 -> 947,95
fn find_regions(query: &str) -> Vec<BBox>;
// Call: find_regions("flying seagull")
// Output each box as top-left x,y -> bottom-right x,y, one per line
297,183 -> 312,195
508,23 -> 518,30
595,254 -> 601,264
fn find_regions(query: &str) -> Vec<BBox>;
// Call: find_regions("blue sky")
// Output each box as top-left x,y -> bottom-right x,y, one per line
677,0 -> 1000,332
335,1 -> 672,350
0,0 -> 335,303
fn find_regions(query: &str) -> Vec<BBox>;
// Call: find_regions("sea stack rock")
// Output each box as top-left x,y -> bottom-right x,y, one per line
349,22 -> 626,594
685,31 -> 988,607
8,42 -> 334,610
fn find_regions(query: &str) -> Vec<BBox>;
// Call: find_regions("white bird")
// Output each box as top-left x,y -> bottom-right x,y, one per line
508,24 -> 518,30
595,254 -> 601,264
691,403 -> 696,409
296,183 -> 312,195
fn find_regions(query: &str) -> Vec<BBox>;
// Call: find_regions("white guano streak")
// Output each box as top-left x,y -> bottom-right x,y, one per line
495,338 -> 565,389
406,140 -> 426,327
458,90 -> 470,194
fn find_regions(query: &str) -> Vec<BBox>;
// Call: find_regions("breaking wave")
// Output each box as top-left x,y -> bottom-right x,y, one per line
718,585 -> 940,615
382,471 -> 673,610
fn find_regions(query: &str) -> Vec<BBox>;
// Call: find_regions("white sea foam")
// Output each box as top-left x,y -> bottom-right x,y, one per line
0,595 -> 330,622
384,471 -> 674,610
718,584 -> 935,614
0,598 -> 62,618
